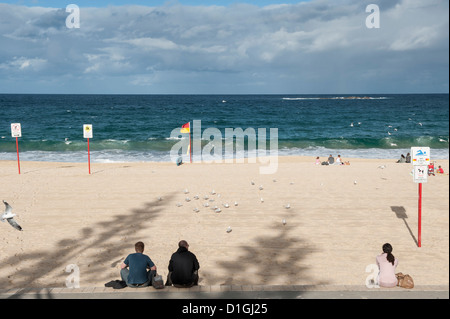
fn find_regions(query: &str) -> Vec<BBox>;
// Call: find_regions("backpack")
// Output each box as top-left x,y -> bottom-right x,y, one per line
152,273 -> 165,289
396,272 -> 414,289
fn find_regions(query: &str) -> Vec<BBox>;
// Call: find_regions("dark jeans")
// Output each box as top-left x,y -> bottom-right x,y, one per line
165,270 -> 199,287
120,268 -> 156,288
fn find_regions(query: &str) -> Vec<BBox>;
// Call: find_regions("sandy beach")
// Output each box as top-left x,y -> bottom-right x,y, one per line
0,156 -> 448,289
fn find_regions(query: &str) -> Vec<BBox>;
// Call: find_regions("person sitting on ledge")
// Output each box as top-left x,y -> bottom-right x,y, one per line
165,240 -> 200,288
120,241 -> 157,288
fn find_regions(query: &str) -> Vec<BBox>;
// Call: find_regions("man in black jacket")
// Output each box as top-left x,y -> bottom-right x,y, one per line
165,240 -> 200,287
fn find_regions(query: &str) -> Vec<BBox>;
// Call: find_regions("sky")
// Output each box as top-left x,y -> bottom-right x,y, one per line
0,0 -> 448,94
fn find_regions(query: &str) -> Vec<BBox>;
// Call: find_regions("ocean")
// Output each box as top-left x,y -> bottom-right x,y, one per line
0,94 -> 448,163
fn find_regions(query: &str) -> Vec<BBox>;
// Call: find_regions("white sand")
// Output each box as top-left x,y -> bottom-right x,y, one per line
0,156 -> 448,289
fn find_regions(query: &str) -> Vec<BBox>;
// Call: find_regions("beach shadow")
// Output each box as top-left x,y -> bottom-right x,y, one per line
0,192 -> 176,294
203,209 -> 325,286
391,206 -> 419,247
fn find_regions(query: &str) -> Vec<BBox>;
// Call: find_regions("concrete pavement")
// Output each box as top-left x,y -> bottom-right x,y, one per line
1,284 -> 448,299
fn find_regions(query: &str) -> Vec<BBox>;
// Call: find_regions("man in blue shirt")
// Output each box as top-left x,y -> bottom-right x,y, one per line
120,241 -> 157,287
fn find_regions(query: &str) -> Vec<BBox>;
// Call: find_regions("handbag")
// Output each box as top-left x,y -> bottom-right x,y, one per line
152,272 -> 165,289
396,272 -> 414,289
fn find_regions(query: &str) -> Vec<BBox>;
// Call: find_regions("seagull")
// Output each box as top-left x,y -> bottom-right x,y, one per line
215,208 -> 221,213
285,204 -> 290,209
184,189 -> 189,194
223,203 -> 229,208
378,165 -> 386,169
176,203 -> 183,207
203,202 -> 210,207
185,197 -> 191,202
226,226 -> 232,233
251,181 -> 255,185
350,122 -> 354,127
234,201 -> 238,206
211,190 -> 216,195
193,208 -> 199,213
282,219 -> 287,226
418,122 -> 423,126
193,195 -> 199,200
259,185 -> 264,190
260,198 -> 264,203
1,201 -> 22,231
157,196 -> 163,201
354,180 -> 357,185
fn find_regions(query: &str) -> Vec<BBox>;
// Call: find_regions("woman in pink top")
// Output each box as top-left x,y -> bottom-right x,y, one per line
376,243 -> 398,288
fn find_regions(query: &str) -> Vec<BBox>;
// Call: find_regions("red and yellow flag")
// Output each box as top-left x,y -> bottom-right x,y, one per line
180,122 -> 190,133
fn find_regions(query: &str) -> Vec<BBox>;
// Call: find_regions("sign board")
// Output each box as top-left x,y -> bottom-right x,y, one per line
413,165 -> 428,183
411,147 -> 430,166
11,123 -> 22,137
83,124 -> 93,139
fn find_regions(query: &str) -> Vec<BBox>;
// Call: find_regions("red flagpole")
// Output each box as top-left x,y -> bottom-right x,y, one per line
16,137 -> 21,174
418,183 -> 422,247
87,138 -> 91,174
189,124 -> 192,163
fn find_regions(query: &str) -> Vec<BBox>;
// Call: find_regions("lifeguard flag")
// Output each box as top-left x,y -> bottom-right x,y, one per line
180,122 -> 190,133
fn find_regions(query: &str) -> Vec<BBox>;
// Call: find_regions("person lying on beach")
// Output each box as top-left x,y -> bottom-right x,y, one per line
120,241 -> 157,287
165,240 -> 200,288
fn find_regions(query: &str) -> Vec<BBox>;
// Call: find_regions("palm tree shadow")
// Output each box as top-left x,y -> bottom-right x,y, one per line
0,192 -> 176,291
203,210 -> 326,286
391,206 -> 419,247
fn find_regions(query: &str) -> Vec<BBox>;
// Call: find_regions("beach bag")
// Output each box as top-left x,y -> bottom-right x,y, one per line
152,273 -> 165,289
396,272 -> 414,289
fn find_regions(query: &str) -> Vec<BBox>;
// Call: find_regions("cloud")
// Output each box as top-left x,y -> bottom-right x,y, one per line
0,0 -> 448,93
0,56 -> 47,71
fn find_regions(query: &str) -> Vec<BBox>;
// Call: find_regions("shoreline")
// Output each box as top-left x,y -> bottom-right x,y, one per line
1,156 -> 448,290
2,154 -> 449,165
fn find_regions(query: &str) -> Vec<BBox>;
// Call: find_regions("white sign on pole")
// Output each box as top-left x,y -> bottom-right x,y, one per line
11,123 -> 22,137
413,165 -> 428,183
411,147 -> 430,166
83,124 -> 93,139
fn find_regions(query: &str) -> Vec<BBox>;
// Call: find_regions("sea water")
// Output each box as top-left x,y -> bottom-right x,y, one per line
0,94 -> 448,163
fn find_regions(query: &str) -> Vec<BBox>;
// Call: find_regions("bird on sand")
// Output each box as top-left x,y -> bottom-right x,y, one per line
1,201 -> 22,231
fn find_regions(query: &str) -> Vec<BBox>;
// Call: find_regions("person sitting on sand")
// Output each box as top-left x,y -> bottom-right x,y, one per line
436,165 -> 444,174
120,241 -> 157,287
405,153 -> 411,163
315,156 -> 320,165
397,154 -> 406,163
335,155 -> 343,165
165,240 -> 200,288
328,154 -> 335,165
376,243 -> 398,288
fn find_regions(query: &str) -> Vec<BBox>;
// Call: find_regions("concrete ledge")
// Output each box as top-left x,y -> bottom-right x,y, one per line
1,284 -> 448,299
